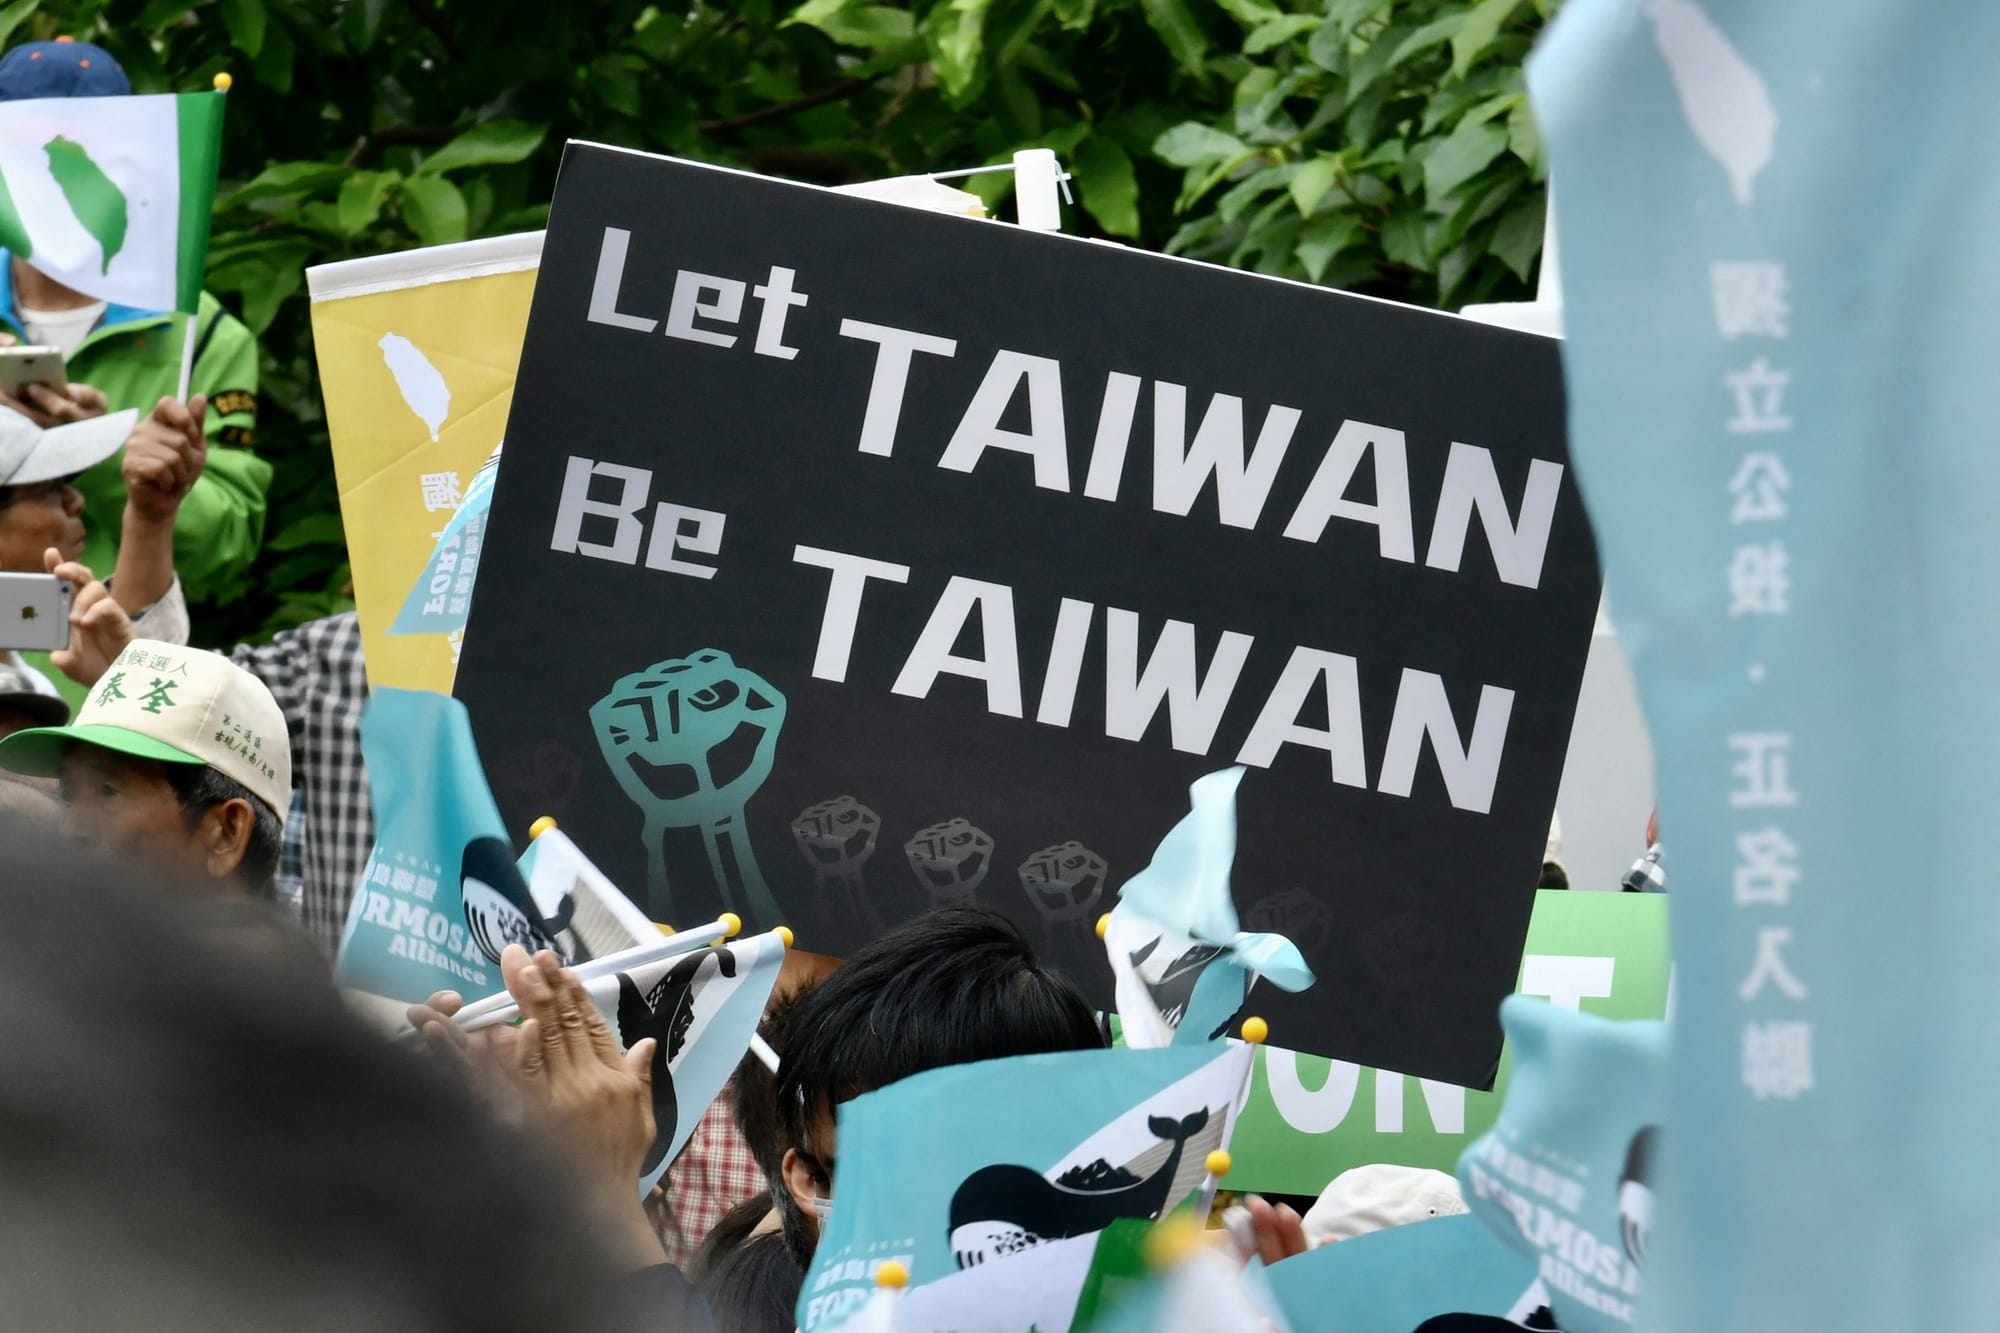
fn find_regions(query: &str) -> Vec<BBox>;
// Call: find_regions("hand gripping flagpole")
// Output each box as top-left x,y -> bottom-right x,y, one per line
177,71 -> 231,403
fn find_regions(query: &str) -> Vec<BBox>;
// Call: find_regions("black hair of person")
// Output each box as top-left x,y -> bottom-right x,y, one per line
695,1229 -> 804,1333
735,984 -> 815,1251
0,815 -> 669,1333
163,762 -> 284,897
688,1193 -> 780,1285
775,906 -> 1104,1157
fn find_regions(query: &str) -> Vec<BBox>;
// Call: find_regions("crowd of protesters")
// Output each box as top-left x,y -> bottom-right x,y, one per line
0,34 -> 1673,1333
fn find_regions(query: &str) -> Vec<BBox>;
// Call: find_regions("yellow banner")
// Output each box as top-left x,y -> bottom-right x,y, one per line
306,234 -> 541,692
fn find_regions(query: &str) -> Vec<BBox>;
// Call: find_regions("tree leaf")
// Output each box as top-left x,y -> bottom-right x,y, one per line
591,54 -> 642,117
1437,238 -> 1476,304
1052,0 -> 1096,28
1306,19 -> 1346,73
219,0 -> 267,58
249,13 -> 294,93
1379,212 -> 1433,270
1244,14 -> 1317,55
1488,190 -> 1545,281
1450,0 -> 1526,79
1423,120 -> 1507,202
1073,134 -> 1140,237
1165,213 -> 1224,255
1214,0 -> 1282,25
340,0 -> 389,52
1508,96 -> 1544,179
783,0 -> 863,28
419,120 -> 550,175
1387,13 -> 1464,71
1327,0 -> 1394,40
218,160 -> 349,205
1217,163 -> 1292,224
398,175 -> 469,246
335,172 -> 396,236
1296,210 -> 1361,282
1139,0 -> 1208,77
927,0 -> 995,102
1234,65 -> 1307,143
1152,121 -> 1248,167
1289,155 -> 1339,215
790,4 -> 915,47
0,0 -> 38,52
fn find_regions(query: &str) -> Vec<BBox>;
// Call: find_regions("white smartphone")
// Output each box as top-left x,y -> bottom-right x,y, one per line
0,345 -> 68,395
0,572 -> 71,652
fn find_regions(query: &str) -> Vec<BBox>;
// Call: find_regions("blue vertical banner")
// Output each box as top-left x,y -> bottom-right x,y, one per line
1529,1 -> 2000,1328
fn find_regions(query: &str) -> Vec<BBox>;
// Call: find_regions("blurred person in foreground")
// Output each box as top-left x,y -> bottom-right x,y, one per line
0,816 -> 697,1332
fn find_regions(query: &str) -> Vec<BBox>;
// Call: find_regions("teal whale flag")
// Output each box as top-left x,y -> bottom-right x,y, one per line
798,1041 -> 1253,1333
1529,0 -> 2000,1327
1457,998 -> 1666,1332
336,688 -> 564,1005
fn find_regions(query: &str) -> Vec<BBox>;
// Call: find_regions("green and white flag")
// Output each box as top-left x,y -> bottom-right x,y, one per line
0,91 -> 225,314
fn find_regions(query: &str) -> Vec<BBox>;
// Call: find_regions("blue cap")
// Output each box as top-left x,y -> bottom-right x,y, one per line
0,39 -> 130,102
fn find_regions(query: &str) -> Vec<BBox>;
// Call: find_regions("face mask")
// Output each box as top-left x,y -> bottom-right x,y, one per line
812,1192 -> 833,1225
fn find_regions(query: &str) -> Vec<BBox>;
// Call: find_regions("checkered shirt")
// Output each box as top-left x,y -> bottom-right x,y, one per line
230,612 -> 371,953
1621,843 -> 1668,893
652,1088 -> 766,1266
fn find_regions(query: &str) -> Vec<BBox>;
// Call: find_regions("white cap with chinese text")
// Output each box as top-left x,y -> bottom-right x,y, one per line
0,639 -> 290,819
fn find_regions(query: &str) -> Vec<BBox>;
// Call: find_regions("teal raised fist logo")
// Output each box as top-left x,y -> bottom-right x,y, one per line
591,650 -> 787,926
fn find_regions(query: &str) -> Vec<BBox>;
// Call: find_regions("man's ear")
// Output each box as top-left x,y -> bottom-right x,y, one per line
781,1147 -> 822,1239
198,797 -> 255,880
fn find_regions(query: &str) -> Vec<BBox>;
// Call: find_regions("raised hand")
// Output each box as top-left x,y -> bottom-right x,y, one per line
122,395 -> 208,522
42,548 -> 135,687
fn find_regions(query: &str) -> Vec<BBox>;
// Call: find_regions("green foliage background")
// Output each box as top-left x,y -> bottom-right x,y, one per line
4,0 -> 1553,645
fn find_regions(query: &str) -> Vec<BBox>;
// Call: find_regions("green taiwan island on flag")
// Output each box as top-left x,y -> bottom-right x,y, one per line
41,135 -> 127,273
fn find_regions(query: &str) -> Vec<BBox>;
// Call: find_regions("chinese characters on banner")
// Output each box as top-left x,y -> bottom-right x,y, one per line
412,469 -> 483,621
1712,261 -> 1811,1101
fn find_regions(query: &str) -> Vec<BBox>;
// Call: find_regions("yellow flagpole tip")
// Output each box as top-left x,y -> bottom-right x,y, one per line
1205,1150 -> 1232,1178
1240,1016 -> 1269,1045
655,922 -> 675,936
527,815 -> 558,841
874,1260 -> 909,1290
718,912 -> 743,938
213,71 -> 233,91
1095,913 -> 1111,939
776,925 -> 795,948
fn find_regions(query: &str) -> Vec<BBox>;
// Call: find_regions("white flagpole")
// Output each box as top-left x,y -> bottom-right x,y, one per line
175,308 -> 197,403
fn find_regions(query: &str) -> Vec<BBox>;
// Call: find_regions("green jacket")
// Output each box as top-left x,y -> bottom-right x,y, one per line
0,251 -> 269,607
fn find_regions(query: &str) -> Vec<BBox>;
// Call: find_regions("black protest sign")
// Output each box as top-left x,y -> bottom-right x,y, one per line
456,144 -> 1601,1087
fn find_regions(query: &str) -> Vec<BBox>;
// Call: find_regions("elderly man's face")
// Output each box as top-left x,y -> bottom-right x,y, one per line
0,477 -> 86,571
58,745 -> 208,879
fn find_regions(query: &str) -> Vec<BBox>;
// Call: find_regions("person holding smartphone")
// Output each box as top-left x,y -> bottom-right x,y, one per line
0,397 -> 203,700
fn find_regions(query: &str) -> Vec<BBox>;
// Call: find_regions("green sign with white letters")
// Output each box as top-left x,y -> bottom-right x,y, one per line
1230,890 -> 1670,1194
